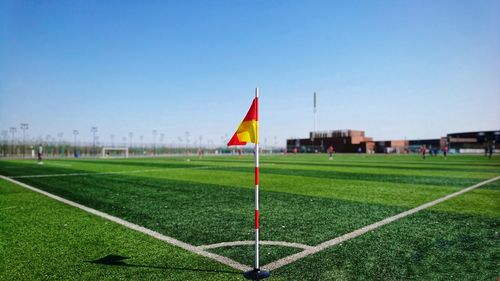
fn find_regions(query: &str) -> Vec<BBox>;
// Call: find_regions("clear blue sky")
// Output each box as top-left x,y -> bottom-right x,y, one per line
1,0 -> 499,146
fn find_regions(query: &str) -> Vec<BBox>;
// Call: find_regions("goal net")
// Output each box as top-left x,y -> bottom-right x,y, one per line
102,147 -> 129,158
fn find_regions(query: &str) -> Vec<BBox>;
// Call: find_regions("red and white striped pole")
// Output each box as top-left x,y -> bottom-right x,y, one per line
254,87 -> 260,270
244,88 -> 270,280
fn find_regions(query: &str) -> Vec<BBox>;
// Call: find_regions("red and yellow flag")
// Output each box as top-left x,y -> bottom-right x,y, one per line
227,97 -> 258,146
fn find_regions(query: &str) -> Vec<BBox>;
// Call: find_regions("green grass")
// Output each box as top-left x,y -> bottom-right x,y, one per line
274,180 -> 500,280
0,179 -> 244,281
0,154 -> 499,280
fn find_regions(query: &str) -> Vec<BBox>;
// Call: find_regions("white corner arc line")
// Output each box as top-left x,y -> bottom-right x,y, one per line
0,175 -> 251,272
198,240 -> 313,250
263,175 -> 500,271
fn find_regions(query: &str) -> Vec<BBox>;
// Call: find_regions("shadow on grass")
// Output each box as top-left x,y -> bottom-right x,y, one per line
85,254 -> 241,275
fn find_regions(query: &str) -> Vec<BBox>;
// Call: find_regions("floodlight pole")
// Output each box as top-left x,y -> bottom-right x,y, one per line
73,130 -> 79,156
1,130 -> 7,157
244,87 -> 270,280
160,133 -> 165,155
140,136 -> 144,155
128,132 -> 133,154
20,123 -> 29,158
313,92 -> 317,133
57,132 -> 63,157
91,127 -> 98,156
9,127 -> 16,156
199,135 -> 202,158
185,131 -> 190,156
46,134 -> 52,157
153,130 -> 158,156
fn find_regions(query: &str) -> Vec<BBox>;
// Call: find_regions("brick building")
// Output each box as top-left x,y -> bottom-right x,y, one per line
287,129 -> 499,154
287,130 -> 374,153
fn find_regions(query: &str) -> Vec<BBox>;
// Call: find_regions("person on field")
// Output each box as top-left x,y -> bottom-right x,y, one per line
443,145 -> 448,160
37,143 -> 44,164
489,144 -> 494,159
197,147 -> 203,159
421,145 -> 427,159
328,145 -> 334,160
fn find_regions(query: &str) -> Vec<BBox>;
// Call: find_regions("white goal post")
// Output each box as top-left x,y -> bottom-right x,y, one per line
102,147 -> 129,158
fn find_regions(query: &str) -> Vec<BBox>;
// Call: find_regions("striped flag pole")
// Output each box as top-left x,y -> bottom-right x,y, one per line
244,88 -> 270,280
254,87 -> 260,270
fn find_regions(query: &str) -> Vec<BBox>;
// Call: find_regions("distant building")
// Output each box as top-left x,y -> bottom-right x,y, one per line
374,140 -> 409,154
287,130 -> 374,153
407,139 -> 442,153
447,131 -> 500,152
286,129 -> 500,154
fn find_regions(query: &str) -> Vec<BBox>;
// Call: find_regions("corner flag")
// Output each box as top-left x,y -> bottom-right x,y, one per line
227,97 -> 258,146
228,88 -> 270,280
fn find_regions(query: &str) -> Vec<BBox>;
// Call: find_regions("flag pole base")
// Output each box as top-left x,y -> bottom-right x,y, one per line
243,268 -> 270,280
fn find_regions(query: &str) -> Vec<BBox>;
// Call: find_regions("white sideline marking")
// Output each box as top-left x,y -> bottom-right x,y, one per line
10,166 -> 211,179
263,175 -> 500,271
44,163 -> 73,167
0,175 -> 251,272
198,240 -> 313,250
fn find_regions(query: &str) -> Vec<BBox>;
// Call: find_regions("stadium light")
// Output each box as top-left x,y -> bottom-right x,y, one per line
20,123 -> 29,158
1,130 -> 7,156
185,131 -> 190,156
152,130 -> 158,155
139,135 -> 144,154
73,130 -> 79,155
128,132 -> 133,150
9,127 -> 17,156
57,132 -> 63,157
91,127 -> 98,156
159,133 -> 165,155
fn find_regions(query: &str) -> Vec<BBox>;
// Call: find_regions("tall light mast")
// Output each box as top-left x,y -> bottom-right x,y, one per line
313,92 -> 317,137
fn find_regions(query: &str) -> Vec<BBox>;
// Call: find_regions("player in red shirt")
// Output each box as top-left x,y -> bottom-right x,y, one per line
443,146 -> 448,160
421,145 -> 427,160
328,145 -> 334,160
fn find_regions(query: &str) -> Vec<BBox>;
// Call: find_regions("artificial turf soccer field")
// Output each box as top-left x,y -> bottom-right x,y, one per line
0,154 -> 499,280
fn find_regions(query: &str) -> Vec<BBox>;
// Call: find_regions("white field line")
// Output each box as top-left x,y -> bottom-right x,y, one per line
44,163 -> 73,167
263,175 -> 500,271
0,175 -> 251,272
9,166 -> 212,179
198,240 -> 313,250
